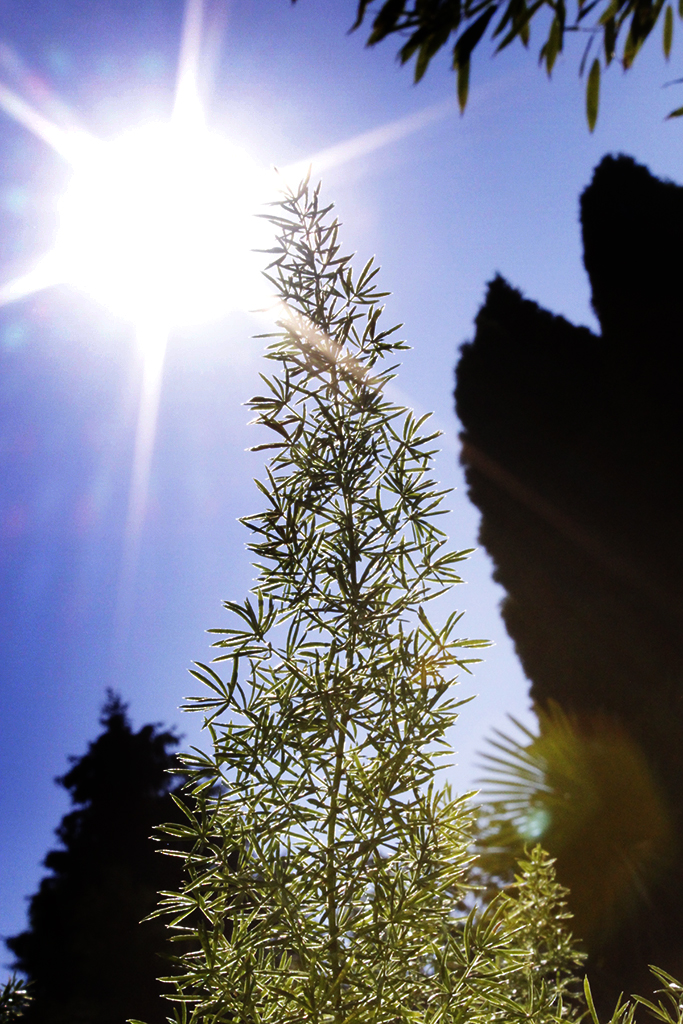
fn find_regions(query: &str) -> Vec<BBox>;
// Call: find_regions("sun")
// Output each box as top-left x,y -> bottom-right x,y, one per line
52,119 -> 271,332
0,0 -> 451,641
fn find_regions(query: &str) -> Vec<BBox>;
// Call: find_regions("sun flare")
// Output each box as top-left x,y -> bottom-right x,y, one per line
52,120 -> 271,331
0,0 -> 451,643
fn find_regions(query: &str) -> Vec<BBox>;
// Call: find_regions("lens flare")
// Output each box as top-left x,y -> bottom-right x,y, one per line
0,0 -> 454,650
53,121 -> 271,330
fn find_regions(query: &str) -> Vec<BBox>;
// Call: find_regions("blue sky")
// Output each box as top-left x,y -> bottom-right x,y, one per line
1,0 -> 682,954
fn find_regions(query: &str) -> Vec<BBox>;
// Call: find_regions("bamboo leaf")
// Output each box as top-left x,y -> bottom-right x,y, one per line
545,14 -> 563,74
586,57 -> 601,130
457,57 -> 470,112
664,4 -> 674,56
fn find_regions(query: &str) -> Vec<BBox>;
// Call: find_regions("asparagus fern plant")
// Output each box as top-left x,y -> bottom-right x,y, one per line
157,179 -> 585,1024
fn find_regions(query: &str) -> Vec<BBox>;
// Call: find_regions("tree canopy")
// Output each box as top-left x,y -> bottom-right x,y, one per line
302,0 -> 683,129
6,692 -> 186,1024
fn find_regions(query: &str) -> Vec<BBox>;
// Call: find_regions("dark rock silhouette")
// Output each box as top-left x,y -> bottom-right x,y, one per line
6,693 -> 187,1024
455,154 -> 683,1005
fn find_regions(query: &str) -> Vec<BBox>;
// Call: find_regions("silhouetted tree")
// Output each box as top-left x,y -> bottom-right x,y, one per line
455,154 -> 683,1008
6,692 -> 185,1024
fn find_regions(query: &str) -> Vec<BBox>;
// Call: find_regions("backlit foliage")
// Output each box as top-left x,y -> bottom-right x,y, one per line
154,179 -> 588,1024
344,0 -> 683,128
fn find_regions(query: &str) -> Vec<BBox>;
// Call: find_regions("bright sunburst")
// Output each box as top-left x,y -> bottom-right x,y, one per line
0,0 -> 279,640
0,0 -> 453,641
54,120 -> 268,331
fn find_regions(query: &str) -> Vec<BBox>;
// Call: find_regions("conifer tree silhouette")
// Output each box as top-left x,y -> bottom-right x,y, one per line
6,692 -> 184,1024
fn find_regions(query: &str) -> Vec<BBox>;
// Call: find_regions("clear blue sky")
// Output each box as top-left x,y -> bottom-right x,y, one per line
1,0 -> 681,955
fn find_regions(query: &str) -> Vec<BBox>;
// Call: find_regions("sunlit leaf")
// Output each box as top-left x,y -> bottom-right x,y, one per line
545,14 -> 563,73
454,6 -> 497,66
604,17 -> 617,62
664,4 -> 674,56
623,25 -> 638,66
587,57 -> 601,129
579,33 -> 594,74
599,0 -> 620,26
457,56 -> 470,111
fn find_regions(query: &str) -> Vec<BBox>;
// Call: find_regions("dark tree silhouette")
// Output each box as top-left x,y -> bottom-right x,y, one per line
6,692 -> 186,1024
455,154 -> 683,1007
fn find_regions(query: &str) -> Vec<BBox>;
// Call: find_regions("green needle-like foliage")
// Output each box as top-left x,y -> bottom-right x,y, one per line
0,977 -> 31,1024
156,179 -> 586,1024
